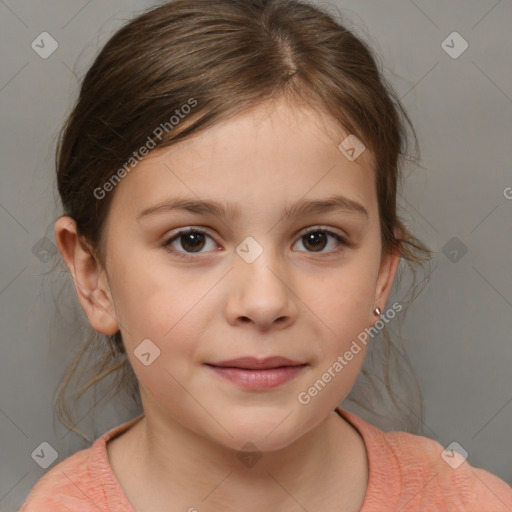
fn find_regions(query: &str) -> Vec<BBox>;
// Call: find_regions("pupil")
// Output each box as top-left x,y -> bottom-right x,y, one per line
182,232 -> 204,252
304,232 -> 326,252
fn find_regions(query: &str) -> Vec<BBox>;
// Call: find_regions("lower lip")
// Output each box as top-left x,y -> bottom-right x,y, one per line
206,364 -> 307,390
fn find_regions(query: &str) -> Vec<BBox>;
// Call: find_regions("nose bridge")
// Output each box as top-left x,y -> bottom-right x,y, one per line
227,234 -> 296,328
235,234 -> 286,294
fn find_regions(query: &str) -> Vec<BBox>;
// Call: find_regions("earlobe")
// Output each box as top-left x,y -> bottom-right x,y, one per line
54,216 -> 119,335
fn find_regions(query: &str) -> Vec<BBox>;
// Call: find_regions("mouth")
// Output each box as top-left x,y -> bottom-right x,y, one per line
205,356 -> 306,370
204,356 -> 308,390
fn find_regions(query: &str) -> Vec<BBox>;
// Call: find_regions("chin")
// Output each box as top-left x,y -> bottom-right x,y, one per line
205,411 -> 308,453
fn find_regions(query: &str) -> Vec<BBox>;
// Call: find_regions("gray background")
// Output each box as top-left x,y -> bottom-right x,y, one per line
1,0 -> 511,510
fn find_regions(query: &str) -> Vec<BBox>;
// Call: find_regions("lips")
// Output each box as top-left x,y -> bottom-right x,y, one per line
206,356 -> 305,370
205,357 -> 308,390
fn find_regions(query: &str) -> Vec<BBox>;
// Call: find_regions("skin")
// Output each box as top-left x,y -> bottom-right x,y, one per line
55,98 -> 401,512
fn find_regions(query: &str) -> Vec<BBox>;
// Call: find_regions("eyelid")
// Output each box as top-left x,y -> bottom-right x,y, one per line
297,225 -> 348,241
164,225 -> 348,243
163,226 -> 219,260
163,224 -> 351,258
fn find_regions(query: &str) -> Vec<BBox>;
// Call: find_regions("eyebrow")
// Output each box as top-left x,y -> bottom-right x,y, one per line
136,195 -> 369,222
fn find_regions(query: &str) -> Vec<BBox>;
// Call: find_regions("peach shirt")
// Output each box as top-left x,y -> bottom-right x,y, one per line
18,407 -> 512,511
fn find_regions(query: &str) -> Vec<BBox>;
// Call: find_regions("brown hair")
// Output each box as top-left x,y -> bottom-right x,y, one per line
53,0 -> 432,441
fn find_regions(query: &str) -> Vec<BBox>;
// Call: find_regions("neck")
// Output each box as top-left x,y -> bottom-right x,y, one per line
125,407 -> 368,512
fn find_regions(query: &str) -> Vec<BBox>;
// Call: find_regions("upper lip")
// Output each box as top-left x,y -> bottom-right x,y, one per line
206,356 -> 306,370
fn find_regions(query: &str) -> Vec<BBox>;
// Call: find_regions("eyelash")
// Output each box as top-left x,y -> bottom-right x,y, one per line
163,227 -> 349,261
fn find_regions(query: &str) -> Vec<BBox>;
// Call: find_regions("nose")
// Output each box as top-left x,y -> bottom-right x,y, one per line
225,246 -> 298,331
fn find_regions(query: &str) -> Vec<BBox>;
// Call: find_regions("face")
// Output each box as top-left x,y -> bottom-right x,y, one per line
80,99 -> 398,452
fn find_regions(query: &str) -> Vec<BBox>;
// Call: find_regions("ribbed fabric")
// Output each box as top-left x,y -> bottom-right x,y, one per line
18,407 -> 512,511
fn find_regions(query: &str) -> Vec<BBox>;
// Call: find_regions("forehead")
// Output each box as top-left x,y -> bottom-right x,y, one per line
107,99 -> 377,222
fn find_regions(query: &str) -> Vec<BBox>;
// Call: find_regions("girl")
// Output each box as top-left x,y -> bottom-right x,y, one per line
19,0 -> 512,510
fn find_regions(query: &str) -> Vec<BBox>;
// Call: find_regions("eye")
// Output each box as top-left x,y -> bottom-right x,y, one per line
163,226 -> 349,260
163,228 -> 218,259
292,227 -> 348,254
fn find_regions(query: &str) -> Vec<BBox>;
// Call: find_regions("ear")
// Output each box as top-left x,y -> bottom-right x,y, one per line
372,237 -> 402,322
54,216 -> 119,335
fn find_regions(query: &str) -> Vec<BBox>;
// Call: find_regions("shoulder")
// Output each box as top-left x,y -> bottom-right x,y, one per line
337,408 -> 512,511
384,429 -> 512,510
17,447 -> 96,512
17,416 -> 142,512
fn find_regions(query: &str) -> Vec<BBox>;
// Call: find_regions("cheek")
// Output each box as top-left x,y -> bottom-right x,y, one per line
300,260 -> 378,404
109,245 -> 198,326
111,265 -> 206,403
312,262 -> 377,344
112,284 -> 231,406
301,285 -> 374,406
